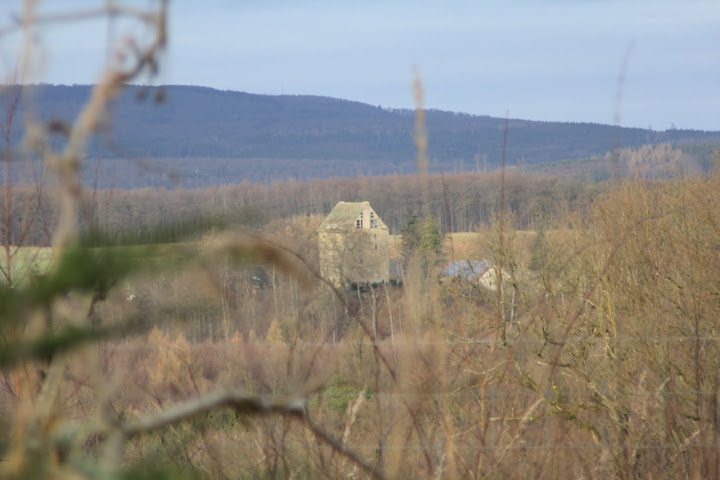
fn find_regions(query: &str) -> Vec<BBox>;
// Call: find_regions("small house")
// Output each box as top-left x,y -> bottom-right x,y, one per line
441,259 -> 508,291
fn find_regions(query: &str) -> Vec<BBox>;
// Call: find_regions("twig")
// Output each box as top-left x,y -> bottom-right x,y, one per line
123,389 -> 305,438
115,387 -> 386,479
306,414 -> 386,480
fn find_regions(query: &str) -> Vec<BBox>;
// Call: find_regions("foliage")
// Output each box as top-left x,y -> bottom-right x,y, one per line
318,381 -> 372,414
400,214 -> 421,264
401,214 -> 443,268
419,216 -> 443,258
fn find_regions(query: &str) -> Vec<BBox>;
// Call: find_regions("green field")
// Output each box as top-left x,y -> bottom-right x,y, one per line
0,243 -> 197,287
0,247 -> 53,285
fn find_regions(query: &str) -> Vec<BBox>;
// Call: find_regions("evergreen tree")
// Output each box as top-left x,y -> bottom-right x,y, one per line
401,214 -> 422,265
401,214 -> 444,272
420,216 -> 443,258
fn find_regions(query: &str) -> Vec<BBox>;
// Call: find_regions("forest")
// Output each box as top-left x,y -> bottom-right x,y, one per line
0,170 -> 602,247
1,84 -> 719,186
0,140 -> 710,248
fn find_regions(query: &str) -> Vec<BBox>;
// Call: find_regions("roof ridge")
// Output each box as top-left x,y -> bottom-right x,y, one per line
318,201 -> 386,231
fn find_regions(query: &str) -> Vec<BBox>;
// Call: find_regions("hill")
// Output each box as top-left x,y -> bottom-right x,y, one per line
2,84 -> 719,186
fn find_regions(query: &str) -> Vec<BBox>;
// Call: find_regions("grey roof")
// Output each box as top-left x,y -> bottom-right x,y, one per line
318,201 -> 387,231
442,260 -> 490,280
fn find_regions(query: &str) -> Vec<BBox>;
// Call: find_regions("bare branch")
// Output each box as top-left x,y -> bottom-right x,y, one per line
117,387 -> 387,479
123,389 -> 305,438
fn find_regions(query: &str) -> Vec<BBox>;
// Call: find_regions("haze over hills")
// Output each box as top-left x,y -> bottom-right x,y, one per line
2,84 -> 720,187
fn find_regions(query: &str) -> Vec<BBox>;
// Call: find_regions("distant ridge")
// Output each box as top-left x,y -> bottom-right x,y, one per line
1,84 -> 719,186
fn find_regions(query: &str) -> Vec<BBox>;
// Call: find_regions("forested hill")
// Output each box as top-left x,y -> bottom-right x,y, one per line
3,84 -> 720,186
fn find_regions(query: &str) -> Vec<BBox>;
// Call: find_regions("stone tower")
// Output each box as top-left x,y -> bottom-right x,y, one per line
317,201 -> 390,288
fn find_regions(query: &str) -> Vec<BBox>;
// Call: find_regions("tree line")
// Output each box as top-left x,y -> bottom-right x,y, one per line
0,170 -> 604,247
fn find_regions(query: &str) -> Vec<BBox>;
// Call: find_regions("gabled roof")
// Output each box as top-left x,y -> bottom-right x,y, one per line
318,201 -> 387,231
442,260 -> 490,280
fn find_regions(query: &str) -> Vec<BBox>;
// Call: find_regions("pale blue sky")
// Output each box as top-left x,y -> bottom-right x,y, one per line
1,0 -> 719,130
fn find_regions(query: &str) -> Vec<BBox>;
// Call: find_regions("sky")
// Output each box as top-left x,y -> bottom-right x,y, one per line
1,0 -> 719,130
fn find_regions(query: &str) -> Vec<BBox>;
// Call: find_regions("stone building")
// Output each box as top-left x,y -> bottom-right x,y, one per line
317,201 -> 390,288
